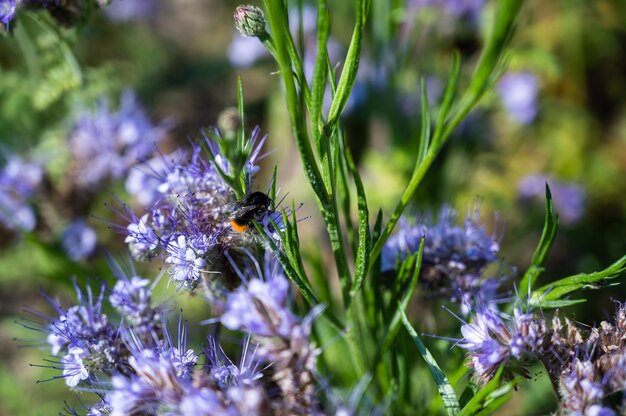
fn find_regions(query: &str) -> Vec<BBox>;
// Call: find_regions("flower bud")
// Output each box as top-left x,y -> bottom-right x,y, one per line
234,5 -> 266,37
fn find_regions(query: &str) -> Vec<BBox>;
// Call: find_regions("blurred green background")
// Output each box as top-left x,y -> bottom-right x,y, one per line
1,0 -> 625,414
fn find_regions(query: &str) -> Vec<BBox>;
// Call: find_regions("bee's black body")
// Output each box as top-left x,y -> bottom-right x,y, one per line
229,191 -> 272,231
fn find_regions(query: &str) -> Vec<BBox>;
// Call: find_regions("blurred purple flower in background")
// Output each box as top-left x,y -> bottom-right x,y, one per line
61,219 -> 97,261
228,34 -> 268,68
104,0 -> 156,22
409,0 -> 485,20
0,156 -> 43,232
498,72 -> 539,125
518,174 -> 586,224
0,0 -> 16,27
68,90 -> 167,188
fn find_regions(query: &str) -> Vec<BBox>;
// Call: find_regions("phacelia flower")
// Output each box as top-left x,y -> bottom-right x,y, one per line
35,282 -> 121,387
68,90 -> 167,188
498,72 -> 539,125
0,156 -> 43,233
221,257 -> 320,414
61,219 -> 98,261
109,275 -> 159,332
382,206 -> 502,311
0,0 -> 16,28
117,125 -> 280,292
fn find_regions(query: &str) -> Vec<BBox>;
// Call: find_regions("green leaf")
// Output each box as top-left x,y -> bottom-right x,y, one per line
431,52 -> 460,147
458,366 -> 521,416
534,298 -> 587,309
378,237 -> 425,358
518,184 -> 558,296
417,77 -> 432,165
311,0 -> 329,136
348,147 -> 370,299
532,254 -> 626,303
325,0 -> 370,130
444,0 -> 524,138
269,165 -> 278,205
401,310 -> 460,416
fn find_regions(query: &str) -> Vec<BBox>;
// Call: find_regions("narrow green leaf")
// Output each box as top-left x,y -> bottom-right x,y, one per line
444,0 -> 524,138
348,148 -> 370,299
378,237 -> 424,357
458,367 -> 520,416
311,0 -> 330,137
532,254 -> 626,302
417,77 -> 431,164
237,77 -> 245,149
535,298 -> 587,309
401,310 -> 460,416
269,165 -> 278,205
518,184 -> 558,296
431,52 -> 460,147
325,0 -> 369,129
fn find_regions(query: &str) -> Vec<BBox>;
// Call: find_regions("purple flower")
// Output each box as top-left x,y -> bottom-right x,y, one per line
29,282 -> 121,387
124,210 -> 172,260
382,206 -> 502,311
408,0 -> 485,20
453,303 -> 556,384
498,72 -> 539,125
0,0 -> 16,27
221,266 -> 296,338
0,156 -> 43,232
68,90 -> 167,188
104,0 -> 157,22
109,276 -> 157,331
125,150 -> 186,207
205,336 -> 264,390
228,34 -> 269,67
518,174 -> 586,224
61,220 -> 98,261
60,346 -> 90,387
165,234 -> 214,290
560,359 -> 615,415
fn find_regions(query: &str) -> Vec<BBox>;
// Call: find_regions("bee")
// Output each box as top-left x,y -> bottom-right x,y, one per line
228,191 -> 273,232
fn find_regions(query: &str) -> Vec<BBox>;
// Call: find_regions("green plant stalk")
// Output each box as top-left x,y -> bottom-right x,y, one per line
370,147 -> 438,267
262,0 -> 327,206
263,0 -> 353,302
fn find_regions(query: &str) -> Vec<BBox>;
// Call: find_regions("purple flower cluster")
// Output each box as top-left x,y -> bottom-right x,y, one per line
26,253 -> 329,415
455,301 -> 626,413
120,127 -> 277,291
0,156 -> 43,233
382,206 -> 502,311
220,255 -> 321,415
68,90 -> 167,189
